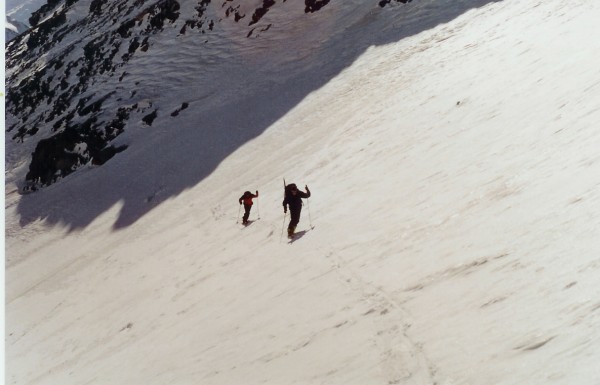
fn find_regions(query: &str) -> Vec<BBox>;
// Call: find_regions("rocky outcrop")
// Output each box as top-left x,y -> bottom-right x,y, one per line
379,0 -> 413,7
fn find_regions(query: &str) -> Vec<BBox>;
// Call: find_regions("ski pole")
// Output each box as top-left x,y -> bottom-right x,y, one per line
307,197 -> 313,228
236,203 -> 242,224
280,178 -> 287,241
256,196 -> 260,220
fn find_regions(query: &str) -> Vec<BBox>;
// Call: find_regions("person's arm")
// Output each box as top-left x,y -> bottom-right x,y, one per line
282,197 -> 288,212
300,185 -> 311,198
253,190 -> 259,198
239,196 -> 243,204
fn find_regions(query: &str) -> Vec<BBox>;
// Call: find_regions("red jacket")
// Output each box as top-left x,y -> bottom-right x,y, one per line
239,191 -> 258,206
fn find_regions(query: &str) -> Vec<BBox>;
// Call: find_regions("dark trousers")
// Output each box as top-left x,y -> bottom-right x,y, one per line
243,204 -> 252,223
288,208 -> 301,230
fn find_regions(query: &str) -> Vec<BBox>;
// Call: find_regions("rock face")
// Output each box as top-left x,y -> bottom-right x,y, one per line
6,0 -> 412,192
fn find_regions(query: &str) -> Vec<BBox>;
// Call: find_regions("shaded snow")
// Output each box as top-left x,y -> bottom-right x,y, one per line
5,0 -> 45,26
5,17 -> 29,42
5,0 -> 600,384
5,0 -> 39,41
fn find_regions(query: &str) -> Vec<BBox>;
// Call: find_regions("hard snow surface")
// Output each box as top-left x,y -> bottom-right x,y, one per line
5,0 -> 600,384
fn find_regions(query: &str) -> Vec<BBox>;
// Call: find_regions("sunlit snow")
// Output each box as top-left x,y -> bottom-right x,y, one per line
5,0 -> 600,384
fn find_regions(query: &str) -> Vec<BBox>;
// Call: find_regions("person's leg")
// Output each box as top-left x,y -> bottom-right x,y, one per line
243,204 -> 251,223
288,208 -> 301,235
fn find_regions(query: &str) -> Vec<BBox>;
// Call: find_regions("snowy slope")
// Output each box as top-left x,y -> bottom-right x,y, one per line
6,0 -> 502,228
5,17 -> 29,42
5,0 -> 43,41
6,0 -> 47,25
5,0 -> 600,384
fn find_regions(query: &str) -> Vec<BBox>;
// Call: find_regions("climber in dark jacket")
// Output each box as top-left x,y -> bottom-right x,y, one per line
282,183 -> 310,237
239,190 -> 258,224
